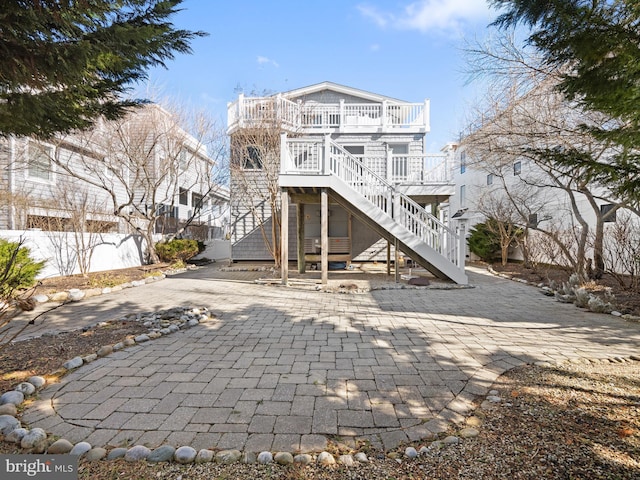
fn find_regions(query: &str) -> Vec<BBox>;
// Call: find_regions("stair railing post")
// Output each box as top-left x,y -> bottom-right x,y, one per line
280,132 -> 288,174
323,133 -> 331,176
457,223 -> 466,270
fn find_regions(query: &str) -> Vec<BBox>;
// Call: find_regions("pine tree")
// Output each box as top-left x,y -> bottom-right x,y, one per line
0,0 -> 205,138
490,0 -> 640,205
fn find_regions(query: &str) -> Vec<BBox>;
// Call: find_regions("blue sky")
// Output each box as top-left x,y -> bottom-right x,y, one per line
142,0 -> 499,151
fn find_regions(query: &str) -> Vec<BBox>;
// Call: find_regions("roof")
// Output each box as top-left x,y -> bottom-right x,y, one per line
279,81 -> 412,104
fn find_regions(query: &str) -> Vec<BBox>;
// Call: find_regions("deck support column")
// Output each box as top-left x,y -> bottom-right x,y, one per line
386,241 -> 391,276
297,203 -> 305,273
394,238 -> 399,283
321,188 -> 328,285
281,188 -> 289,285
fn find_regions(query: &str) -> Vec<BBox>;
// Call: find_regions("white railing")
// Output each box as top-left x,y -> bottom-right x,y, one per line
228,96 -> 429,132
281,136 -> 463,270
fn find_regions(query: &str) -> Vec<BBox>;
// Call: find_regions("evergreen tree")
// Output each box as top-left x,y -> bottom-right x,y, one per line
0,0 -> 205,138
490,0 -> 640,205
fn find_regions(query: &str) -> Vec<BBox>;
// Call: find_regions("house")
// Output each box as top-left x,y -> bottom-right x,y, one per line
227,81 -> 467,284
0,104 -> 229,276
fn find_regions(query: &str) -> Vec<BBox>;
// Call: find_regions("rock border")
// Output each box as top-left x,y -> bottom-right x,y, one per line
486,265 -> 640,323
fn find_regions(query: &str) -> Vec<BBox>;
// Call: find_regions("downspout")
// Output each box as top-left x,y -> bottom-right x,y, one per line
8,136 -> 16,229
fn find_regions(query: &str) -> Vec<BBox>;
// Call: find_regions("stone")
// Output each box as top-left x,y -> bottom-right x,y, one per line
21,428 -> 48,452
27,376 -> 46,389
84,288 -> 102,298
0,415 -> 20,434
611,311 -> 623,317
146,445 -> 176,463
123,338 -> 136,346
6,428 -> 28,443
50,292 -> 69,302
195,449 -> 215,463
486,395 -> 502,403
466,416 -> 483,427
83,353 -> 98,363
97,345 -> 113,357
294,454 -> 313,465
459,428 -> 480,439
242,452 -> 257,464
404,447 -> 419,459
317,452 -> 336,465
34,294 -> 49,303
187,319 -> 199,327
63,356 -> 83,370
68,289 -> 85,301
354,452 -> 369,463
47,439 -> 74,454
274,452 -> 294,465
107,448 -> 128,460
338,454 -> 355,466
85,448 -> 107,461
174,446 -> 197,464
408,277 -> 430,286
124,445 -> 151,462
134,334 -> 150,343
70,442 -> 92,457
488,390 -> 499,396
0,390 -> 24,406
443,436 -> 460,445
0,404 -> 17,416
148,331 -> 162,339
15,382 -> 36,396
102,288 -> 112,295
131,280 -> 146,287
215,449 -> 241,464
257,451 -> 273,464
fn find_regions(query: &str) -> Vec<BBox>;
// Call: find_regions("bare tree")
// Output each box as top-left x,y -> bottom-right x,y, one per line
51,103 -> 228,264
463,32 -> 637,278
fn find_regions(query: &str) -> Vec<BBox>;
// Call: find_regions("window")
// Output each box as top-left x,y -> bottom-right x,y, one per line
179,149 -> 188,171
486,173 -> 493,185
243,145 -> 263,169
601,203 -> 617,222
460,185 -> 466,207
28,142 -> 53,181
460,151 -> 466,174
513,161 -> 522,176
179,188 -> 189,205
344,145 -> 365,157
192,192 -> 204,211
389,144 -> 409,180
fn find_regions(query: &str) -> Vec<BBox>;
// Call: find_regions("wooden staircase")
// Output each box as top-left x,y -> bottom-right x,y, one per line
280,135 -> 467,284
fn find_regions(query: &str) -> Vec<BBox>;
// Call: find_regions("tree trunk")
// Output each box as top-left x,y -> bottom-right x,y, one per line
592,217 -> 605,279
144,222 -> 161,264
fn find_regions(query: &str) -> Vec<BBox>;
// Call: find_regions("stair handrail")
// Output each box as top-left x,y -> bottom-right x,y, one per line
326,139 -> 461,266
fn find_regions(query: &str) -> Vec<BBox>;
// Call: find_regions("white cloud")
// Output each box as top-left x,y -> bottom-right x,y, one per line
358,0 -> 492,35
257,56 -> 279,67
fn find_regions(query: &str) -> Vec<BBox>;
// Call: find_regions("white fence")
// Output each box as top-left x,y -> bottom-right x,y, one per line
0,230 -> 158,279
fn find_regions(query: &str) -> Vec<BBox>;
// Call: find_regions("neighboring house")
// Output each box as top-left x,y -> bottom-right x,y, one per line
0,104 -> 229,275
227,81 -> 467,284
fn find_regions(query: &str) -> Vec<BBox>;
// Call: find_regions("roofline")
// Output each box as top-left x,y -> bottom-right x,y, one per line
279,81 -> 414,104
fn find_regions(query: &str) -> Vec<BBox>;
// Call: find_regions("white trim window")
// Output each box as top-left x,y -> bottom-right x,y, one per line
28,141 -> 54,182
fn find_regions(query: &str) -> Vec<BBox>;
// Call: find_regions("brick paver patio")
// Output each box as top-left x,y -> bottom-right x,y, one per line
18,265 -> 640,452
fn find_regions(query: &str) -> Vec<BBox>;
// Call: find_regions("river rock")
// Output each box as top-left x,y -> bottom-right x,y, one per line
15,382 -> 36,396
294,454 -> 313,465
338,454 -> 355,466
47,439 -> 74,454
85,448 -> 107,461
124,445 -> 151,462
70,441 -> 92,457
195,449 -> 215,463
0,415 -> 20,434
6,428 -> 28,443
63,356 -> 83,370
21,428 -> 48,452
107,448 -> 127,460
0,390 -> 24,406
317,452 -> 336,465
257,451 -> 273,464
147,445 -> 176,463
215,449 -> 241,464
0,404 -> 17,416
174,446 -> 197,464
274,452 -> 294,465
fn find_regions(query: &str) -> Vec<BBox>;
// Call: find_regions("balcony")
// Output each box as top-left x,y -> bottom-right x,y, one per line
227,94 -> 430,135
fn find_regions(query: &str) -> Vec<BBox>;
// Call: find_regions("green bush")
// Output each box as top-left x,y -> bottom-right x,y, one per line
0,239 -> 45,298
155,239 -> 199,263
467,222 -> 501,262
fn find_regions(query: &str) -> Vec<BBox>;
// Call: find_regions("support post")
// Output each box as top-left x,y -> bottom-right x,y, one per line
457,223 -> 466,272
297,203 -> 305,273
394,238 -> 399,283
321,188 -> 328,285
281,188 -> 289,285
386,241 -> 391,276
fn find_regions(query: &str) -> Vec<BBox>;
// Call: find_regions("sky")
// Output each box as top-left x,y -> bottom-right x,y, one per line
141,0 -> 501,152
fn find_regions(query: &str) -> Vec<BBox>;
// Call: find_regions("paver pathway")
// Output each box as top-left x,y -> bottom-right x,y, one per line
19,266 -> 640,452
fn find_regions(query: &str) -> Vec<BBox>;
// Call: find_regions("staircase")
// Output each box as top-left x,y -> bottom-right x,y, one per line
280,136 -> 467,284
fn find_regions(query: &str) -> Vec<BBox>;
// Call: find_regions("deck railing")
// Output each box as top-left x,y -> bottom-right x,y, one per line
228,95 -> 429,132
281,136 -> 464,271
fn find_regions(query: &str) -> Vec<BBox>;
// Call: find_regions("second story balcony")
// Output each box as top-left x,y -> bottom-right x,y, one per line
227,94 -> 430,135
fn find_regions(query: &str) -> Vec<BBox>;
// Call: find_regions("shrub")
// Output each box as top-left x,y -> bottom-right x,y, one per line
0,239 -> 45,298
467,222 -> 501,262
155,239 -> 199,263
